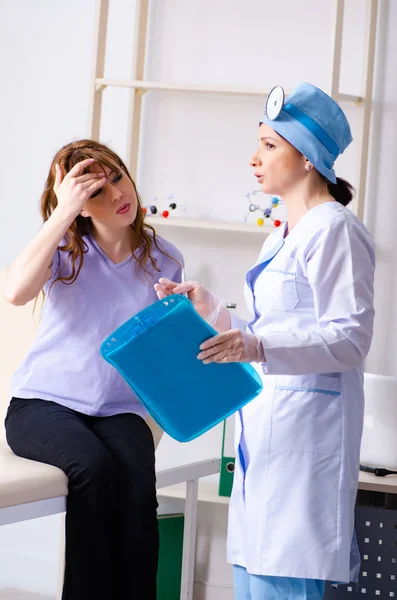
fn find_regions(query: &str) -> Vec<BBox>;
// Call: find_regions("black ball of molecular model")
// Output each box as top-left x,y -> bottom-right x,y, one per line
143,195 -> 185,219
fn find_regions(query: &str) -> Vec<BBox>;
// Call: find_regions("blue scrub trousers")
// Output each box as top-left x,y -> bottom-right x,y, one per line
233,566 -> 325,600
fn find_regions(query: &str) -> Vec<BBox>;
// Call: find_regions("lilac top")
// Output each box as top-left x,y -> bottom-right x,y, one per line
10,233 -> 183,418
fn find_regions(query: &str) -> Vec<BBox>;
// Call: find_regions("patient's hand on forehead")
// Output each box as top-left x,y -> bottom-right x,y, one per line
53,158 -> 107,218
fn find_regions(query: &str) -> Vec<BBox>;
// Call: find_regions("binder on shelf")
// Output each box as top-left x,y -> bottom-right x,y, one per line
219,414 -> 236,497
157,514 -> 184,599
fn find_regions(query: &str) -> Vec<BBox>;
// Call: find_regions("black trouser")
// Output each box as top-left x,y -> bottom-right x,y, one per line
5,397 -> 159,600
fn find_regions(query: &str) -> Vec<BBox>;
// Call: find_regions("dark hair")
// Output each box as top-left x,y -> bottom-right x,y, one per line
322,176 -> 355,207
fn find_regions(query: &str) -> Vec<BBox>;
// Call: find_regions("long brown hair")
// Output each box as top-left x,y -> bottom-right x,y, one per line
42,139 -> 178,288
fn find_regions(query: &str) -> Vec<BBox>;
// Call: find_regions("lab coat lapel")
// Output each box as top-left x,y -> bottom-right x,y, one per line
246,228 -> 286,292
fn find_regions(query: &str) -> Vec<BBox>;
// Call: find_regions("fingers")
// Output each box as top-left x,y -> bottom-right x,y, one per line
199,330 -> 232,351
85,177 -> 107,194
199,346 -> 232,364
158,278 -> 199,296
53,163 -> 63,192
198,330 -> 241,364
154,278 -> 193,299
67,158 -> 96,178
172,282 -> 196,294
157,278 -> 179,290
77,172 -> 106,185
54,159 -> 102,193
197,344 -> 226,361
155,290 -> 168,300
203,354 -> 228,365
197,347 -> 218,362
197,333 -> 229,361
154,283 -> 175,299
154,279 -> 200,301
154,284 -> 171,299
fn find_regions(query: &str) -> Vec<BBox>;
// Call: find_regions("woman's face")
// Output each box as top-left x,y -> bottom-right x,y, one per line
80,163 -> 138,228
250,123 -> 307,196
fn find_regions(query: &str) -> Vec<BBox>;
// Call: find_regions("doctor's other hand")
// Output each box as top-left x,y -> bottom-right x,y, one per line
197,329 -> 266,364
154,278 -> 219,320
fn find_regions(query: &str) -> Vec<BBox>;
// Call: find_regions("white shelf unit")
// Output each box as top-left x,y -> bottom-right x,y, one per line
158,475 -> 229,506
158,470 -> 397,505
95,78 -> 363,103
146,217 -> 275,236
89,0 -> 379,226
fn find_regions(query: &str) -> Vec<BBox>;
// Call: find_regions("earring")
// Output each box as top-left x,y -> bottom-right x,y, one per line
305,163 -> 312,171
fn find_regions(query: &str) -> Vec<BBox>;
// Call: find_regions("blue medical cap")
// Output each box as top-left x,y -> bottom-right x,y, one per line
259,82 -> 353,183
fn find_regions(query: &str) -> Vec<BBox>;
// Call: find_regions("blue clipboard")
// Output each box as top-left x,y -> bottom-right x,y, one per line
100,294 -> 263,442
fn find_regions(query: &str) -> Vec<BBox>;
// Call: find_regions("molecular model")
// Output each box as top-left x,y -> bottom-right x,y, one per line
244,190 -> 284,227
143,195 -> 186,219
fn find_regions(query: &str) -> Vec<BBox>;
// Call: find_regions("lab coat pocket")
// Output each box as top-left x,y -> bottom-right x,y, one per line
270,374 -> 342,456
262,258 -> 298,311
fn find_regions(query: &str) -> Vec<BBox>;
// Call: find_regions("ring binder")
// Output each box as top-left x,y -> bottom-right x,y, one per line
100,294 -> 263,442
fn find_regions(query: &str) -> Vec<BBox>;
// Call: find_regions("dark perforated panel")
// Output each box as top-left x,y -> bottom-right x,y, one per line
324,503 -> 397,599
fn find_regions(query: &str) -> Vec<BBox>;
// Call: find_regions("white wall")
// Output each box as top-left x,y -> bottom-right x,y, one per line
363,0 -> 397,375
0,0 -> 395,597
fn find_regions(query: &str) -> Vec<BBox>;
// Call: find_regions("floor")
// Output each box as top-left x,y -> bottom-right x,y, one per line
0,591 -> 53,600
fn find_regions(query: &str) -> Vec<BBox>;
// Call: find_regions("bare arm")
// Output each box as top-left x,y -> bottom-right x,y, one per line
5,209 -> 74,305
5,159 -> 106,305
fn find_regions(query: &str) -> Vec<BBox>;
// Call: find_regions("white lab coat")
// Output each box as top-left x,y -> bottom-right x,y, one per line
227,202 -> 375,583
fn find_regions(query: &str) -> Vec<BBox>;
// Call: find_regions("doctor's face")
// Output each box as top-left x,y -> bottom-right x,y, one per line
250,123 -> 307,196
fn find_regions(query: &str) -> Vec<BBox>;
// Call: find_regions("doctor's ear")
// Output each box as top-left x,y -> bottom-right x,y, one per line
304,158 -> 313,172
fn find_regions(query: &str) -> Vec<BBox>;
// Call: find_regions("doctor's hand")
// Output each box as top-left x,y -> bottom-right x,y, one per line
197,329 -> 266,364
154,278 -> 219,321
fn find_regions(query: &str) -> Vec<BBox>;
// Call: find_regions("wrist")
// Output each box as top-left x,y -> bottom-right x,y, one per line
254,335 -> 266,363
205,300 -> 223,325
51,204 -> 79,227
209,304 -> 231,333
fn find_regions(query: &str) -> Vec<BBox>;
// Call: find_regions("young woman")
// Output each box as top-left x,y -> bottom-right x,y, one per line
5,139 -> 183,600
155,83 -> 375,600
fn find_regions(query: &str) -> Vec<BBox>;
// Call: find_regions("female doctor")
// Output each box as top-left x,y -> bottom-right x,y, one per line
155,82 -> 375,600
